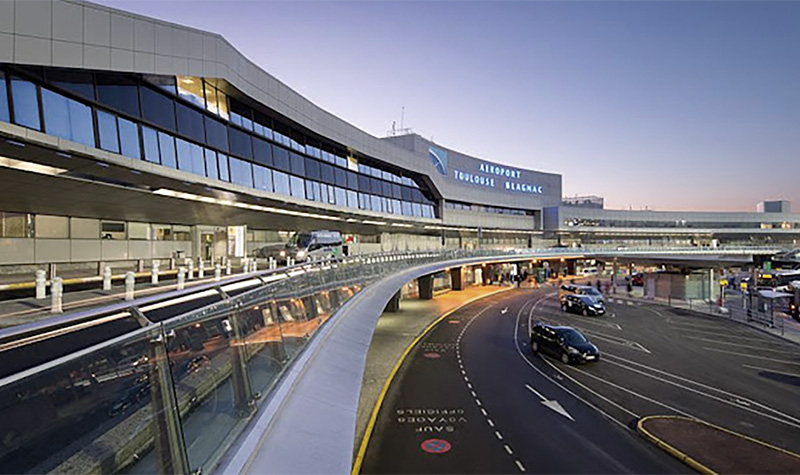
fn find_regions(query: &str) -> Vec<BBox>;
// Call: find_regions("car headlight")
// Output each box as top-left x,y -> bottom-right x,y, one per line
296,250 -> 306,259
567,346 -> 580,355
279,250 -> 286,257
594,303 -> 603,308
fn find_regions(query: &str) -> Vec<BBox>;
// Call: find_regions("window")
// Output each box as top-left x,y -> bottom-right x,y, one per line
320,163 -> 334,185
218,153 -> 230,181
205,116 -> 229,151
176,139 -> 205,176
97,110 -> 120,153
402,201 -> 412,216
96,74 -> 140,117
41,88 -> 94,146
413,203 -> 422,217
176,102 -> 205,143
382,180 -> 392,198
48,69 -> 94,100
204,148 -> 219,180
392,183 -> 402,199
0,72 -> 8,122
141,86 -> 176,131
273,145 -> 290,171
273,171 -> 290,195
158,131 -> 177,169
229,127 -> 253,159
11,77 -> 40,130
335,187 -> 347,207
118,118 -> 140,159
347,190 -> 358,208
253,137 -> 272,166
229,156 -> 254,187
320,184 -> 329,204
305,157 -> 320,181
371,195 -> 381,211
0,212 -> 33,238
146,75 -> 176,95
253,165 -> 273,191
290,152 -> 305,176
177,77 -> 204,108
305,180 -> 316,201
101,221 -> 126,240
290,176 -> 305,199
370,177 -> 382,195
143,126 -> 160,163
204,81 -> 225,118
346,171 -> 358,191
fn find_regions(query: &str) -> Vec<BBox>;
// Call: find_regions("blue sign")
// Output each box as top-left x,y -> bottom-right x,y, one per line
429,146 -> 448,175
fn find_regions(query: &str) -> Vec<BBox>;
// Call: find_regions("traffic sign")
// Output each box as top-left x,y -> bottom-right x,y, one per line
421,438 -> 452,454
423,352 -> 441,359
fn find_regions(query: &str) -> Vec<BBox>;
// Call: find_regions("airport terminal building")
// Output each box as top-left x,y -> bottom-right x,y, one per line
0,0 -> 797,274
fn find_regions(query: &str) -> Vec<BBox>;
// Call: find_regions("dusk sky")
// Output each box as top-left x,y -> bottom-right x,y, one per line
98,0 -> 800,212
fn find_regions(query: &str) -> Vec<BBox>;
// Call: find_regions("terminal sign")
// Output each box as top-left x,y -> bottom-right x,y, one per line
453,161 -> 543,194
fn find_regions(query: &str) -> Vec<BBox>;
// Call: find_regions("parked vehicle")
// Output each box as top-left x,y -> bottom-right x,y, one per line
530,323 -> 600,364
631,273 -> 644,286
559,284 -> 605,305
562,294 -> 606,316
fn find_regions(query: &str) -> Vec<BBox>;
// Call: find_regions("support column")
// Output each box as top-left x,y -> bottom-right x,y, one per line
418,274 -> 434,300
384,290 -> 401,312
450,267 -> 464,291
566,259 -> 576,276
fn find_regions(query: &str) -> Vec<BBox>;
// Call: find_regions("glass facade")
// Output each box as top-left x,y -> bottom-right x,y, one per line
0,66 -> 438,220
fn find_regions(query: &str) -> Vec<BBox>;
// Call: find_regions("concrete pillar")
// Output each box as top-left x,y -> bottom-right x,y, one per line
103,266 -> 112,291
384,290 -> 401,312
124,271 -> 136,301
418,274 -> 434,300
35,270 -> 46,300
50,277 -> 63,314
450,267 -> 464,291
566,259 -> 576,276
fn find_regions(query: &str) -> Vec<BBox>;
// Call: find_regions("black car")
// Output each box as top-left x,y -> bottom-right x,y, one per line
562,294 -> 606,316
530,323 -> 600,364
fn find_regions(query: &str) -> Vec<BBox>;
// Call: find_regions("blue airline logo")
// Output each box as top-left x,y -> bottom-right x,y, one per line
428,146 -> 448,175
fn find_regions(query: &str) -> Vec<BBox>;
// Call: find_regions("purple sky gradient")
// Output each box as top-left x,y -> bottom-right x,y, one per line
97,1 -> 800,212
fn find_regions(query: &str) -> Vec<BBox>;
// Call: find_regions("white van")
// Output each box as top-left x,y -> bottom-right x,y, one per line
281,230 -> 343,263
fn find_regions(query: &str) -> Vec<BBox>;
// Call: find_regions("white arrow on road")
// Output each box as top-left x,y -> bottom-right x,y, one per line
501,307 -> 509,314
525,384 -> 575,421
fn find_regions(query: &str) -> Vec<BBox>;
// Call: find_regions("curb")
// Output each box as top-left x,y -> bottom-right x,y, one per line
350,286 -> 514,475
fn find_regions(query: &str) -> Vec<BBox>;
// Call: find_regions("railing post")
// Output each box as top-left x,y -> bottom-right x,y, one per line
215,263 -> 222,281
125,271 -> 136,301
149,328 -> 191,475
229,304 -> 254,416
226,259 -> 232,275
177,267 -> 186,290
198,258 -> 205,279
187,258 -> 194,280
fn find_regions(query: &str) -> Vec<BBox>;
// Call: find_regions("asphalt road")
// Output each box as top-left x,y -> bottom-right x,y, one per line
359,288 -> 683,474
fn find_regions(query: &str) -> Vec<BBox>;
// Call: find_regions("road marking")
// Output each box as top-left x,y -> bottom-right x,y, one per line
675,328 -> 776,342
701,347 -> 800,367
495,431 -> 503,440
602,353 -> 800,429
501,307 -> 509,314
476,399 -> 482,406
467,382 -> 472,389
567,364 -> 694,417
480,407 -> 487,416
504,444 -> 513,455
464,376 -> 469,382
579,329 -> 650,353
488,418 -> 495,427
517,295 -> 632,429
515,460 -> 526,472
742,364 -> 800,378
524,383 -> 575,421
684,336 -> 798,355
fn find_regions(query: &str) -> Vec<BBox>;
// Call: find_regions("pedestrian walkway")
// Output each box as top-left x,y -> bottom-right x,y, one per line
353,283 -> 520,454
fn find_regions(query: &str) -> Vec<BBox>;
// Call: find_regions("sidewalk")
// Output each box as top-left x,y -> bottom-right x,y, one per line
638,416 -> 800,474
353,283 -> 517,454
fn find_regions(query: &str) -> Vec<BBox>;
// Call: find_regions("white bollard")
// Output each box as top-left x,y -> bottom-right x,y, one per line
251,259 -> 257,273
151,260 -> 160,285
50,277 -> 63,314
124,271 -> 135,301
198,258 -> 205,279
226,260 -> 231,275
215,263 -> 221,281
242,258 -> 249,274
103,266 -> 112,291
177,267 -> 186,290
269,257 -> 276,270
187,259 -> 194,280
35,269 -> 47,300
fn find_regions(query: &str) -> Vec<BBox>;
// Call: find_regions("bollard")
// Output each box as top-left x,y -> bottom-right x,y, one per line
251,259 -> 257,273
50,277 -> 63,313
241,258 -> 248,274
125,271 -> 135,301
169,257 -> 176,270
198,258 -> 205,279
215,263 -> 222,281
226,259 -> 232,275
177,267 -> 186,290
269,257 -> 275,270
35,269 -> 47,300
151,260 -> 160,285
103,266 -> 112,291
187,259 -> 194,280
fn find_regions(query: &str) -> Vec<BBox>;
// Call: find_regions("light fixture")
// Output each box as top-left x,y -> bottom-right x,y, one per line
0,156 -> 67,176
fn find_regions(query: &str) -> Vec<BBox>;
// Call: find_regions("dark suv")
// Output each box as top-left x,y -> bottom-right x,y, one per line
530,323 -> 600,364
562,294 -> 606,316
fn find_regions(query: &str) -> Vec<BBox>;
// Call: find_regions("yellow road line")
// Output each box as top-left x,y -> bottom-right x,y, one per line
351,286 -> 514,475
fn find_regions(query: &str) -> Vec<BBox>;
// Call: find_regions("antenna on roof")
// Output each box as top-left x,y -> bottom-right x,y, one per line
386,106 -> 414,137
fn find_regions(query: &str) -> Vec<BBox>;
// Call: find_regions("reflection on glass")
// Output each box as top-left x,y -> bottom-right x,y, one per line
11,77 -> 41,130
229,156 -> 254,187
41,88 -> 94,146
142,126 -> 160,164
218,153 -> 230,182
290,176 -> 305,199
204,148 -> 219,180
158,131 -> 177,169
0,73 -> 9,122
177,77 -> 205,108
118,118 -> 140,160
253,165 -> 273,192
97,110 -> 120,153
273,171 -> 290,196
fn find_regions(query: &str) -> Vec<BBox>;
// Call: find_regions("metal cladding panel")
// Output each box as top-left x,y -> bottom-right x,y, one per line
5,0 -> 561,214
